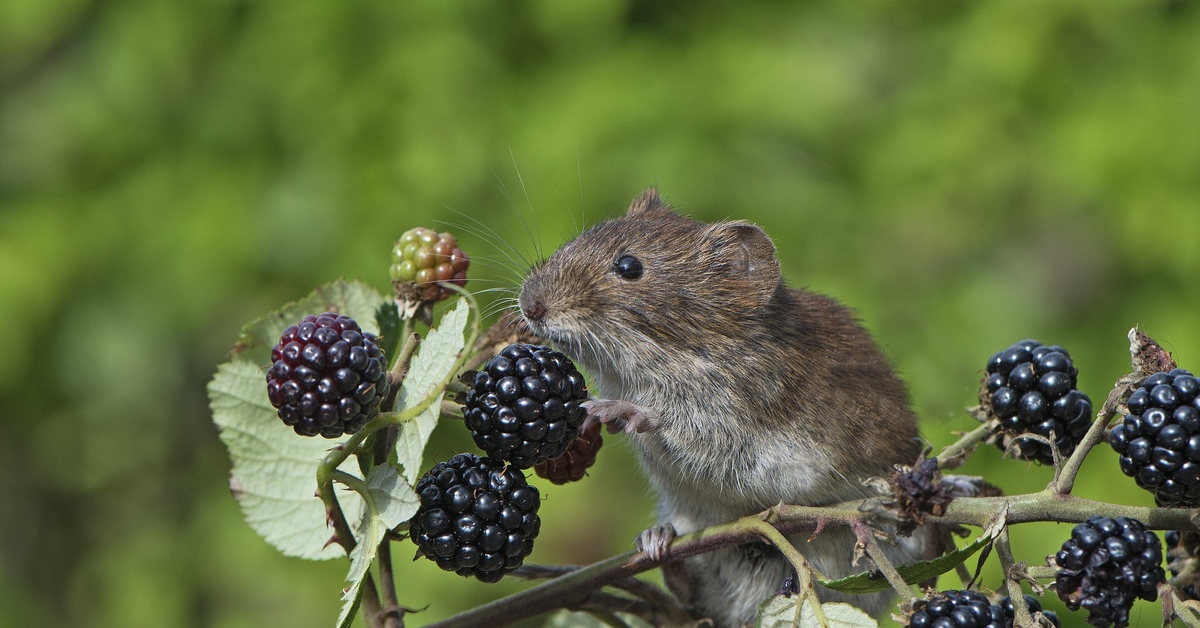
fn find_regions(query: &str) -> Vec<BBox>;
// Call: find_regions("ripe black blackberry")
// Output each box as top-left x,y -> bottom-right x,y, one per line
983,339 -> 1093,465
266,312 -> 389,438
906,589 -> 1006,627
1109,368 -> 1200,507
408,453 -> 540,582
1054,515 -> 1164,627
534,420 -> 603,485
464,343 -> 588,468
998,595 -> 1061,627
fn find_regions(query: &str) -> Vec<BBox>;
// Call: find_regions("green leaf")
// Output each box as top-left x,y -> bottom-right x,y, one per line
233,279 -> 387,363
818,528 -> 997,595
757,598 -> 878,628
208,280 -> 388,560
208,358 -> 365,560
335,464 -> 418,628
376,300 -> 402,364
395,298 -> 470,483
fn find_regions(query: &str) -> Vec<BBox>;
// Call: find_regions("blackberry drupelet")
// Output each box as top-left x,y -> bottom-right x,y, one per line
409,453 -> 541,582
983,339 -> 1093,464
266,312 -> 389,438
534,419 -> 603,484
464,343 -> 588,468
390,227 -> 469,303
906,589 -> 1006,627
1054,515 -> 1164,627
1109,368 -> 1200,507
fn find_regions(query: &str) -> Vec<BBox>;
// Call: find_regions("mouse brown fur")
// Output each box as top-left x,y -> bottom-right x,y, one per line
519,188 -> 929,626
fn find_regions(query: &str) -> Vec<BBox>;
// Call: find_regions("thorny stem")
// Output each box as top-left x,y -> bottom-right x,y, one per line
851,519 -> 912,601
1051,373 -> 1139,495
935,421 -> 996,470
994,526 -> 1033,627
378,541 -> 402,628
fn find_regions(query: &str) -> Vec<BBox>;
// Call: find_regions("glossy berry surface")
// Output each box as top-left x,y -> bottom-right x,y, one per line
1166,529 -> 1199,600
906,589 -> 1006,627
409,453 -> 540,582
534,419 -> 603,484
266,312 -> 388,438
1054,515 -> 1164,627
998,595 -> 1061,627
390,227 -> 469,302
1109,368 -> 1200,507
464,343 -> 588,468
984,339 -> 1092,465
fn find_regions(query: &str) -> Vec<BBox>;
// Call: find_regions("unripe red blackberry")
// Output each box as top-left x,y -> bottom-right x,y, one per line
534,420 -> 603,484
266,312 -> 389,438
983,339 -> 1093,465
1109,368 -> 1200,507
464,343 -> 589,469
409,453 -> 541,582
390,227 -> 469,303
1054,515 -> 1164,627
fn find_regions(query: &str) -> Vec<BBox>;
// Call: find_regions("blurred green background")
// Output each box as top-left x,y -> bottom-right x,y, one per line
3,0 -> 1199,626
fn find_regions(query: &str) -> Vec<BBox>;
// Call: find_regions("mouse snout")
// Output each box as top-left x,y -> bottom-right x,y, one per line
519,291 -> 546,322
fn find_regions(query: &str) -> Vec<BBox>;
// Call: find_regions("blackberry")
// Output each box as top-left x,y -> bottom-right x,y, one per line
1054,515 -> 1164,627
906,589 -> 1006,627
464,343 -> 588,468
534,420 -> 603,485
998,595 -> 1061,627
1109,368 -> 1200,507
409,453 -> 540,582
390,227 -> 469,303
983,339 -> 1093,465
266,312 -> 389,438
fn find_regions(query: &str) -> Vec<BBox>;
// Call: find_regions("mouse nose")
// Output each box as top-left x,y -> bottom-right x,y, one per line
522,297 -> 546,322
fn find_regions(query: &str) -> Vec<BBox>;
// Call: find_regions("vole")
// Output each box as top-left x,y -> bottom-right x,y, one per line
518,189 -> 930,626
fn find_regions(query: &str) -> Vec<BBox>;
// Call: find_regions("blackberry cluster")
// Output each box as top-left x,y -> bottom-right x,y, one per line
1054,515 -> 1164,627
906,590 -> 1060,627
266,312 -> 389,438
983,339 -> 1093,465
534,420 -> 603,485
390,227 -> 469,303
1109,368 -> 1200,507
409,453 -> 540,582
464,344 -> 589,468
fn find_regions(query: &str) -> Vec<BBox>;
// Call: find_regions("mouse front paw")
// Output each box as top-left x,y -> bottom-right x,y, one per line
635,524 -> 677,562
582,399 -> 661,434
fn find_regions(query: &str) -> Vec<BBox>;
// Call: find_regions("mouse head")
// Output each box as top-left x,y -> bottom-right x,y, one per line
519,188 -> 781,379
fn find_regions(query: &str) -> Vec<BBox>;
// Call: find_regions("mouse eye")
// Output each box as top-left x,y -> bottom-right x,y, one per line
613,255 -> 643,280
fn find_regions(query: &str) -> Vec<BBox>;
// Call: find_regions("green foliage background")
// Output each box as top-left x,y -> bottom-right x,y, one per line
2,1 -> 1199,626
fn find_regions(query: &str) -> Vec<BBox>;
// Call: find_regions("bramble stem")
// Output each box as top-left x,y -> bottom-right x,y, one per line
994,526 -> 1032,626
936,421 -> 996,470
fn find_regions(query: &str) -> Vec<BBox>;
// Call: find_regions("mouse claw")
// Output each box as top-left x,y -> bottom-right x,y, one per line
635,524 -> 677,562
583,399 -> 661,434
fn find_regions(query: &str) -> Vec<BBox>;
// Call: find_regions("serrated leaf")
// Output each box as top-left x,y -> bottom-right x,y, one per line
757,597 -> 878,628
208,358 -> 364,560
233,279 -> 387,363
334,464 -> 418,628
395,298 -> 470,483
818,528 -> 997,595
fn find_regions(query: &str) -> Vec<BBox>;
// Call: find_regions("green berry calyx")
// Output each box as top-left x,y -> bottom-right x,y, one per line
390,227 -> 469,304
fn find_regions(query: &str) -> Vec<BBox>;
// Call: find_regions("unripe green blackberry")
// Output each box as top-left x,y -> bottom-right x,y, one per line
390,227 -> 469,303
983,339 -> 1093,465
1054,515 -> 1164,627
1109,368 -> 1200,507
266,312 -> 389,438
534,420 -> 603,484
464,343 -> 589,468
409,453 -> 540,582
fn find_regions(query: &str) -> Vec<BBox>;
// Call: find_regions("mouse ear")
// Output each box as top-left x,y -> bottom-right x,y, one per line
708,221 -> 780,306
626,187 -> 665,215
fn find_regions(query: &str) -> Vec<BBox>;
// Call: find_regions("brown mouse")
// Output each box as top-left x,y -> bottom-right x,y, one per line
519,188 -> 930,626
